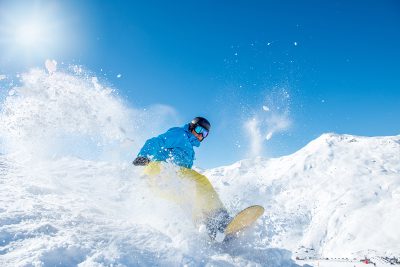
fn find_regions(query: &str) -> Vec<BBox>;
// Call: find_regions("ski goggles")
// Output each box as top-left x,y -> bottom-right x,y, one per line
194,125 -> 209,138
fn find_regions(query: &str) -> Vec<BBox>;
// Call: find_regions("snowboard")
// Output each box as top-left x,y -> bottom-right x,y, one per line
214,205 -> 265,242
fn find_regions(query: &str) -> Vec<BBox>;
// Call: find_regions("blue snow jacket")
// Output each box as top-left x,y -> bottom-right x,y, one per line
137,124 -> 200,169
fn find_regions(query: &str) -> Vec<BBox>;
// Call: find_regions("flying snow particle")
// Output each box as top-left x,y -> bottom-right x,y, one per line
266,132 -> 273,140
45,59 -> 57,74
198,224 -> 206,234
117,74 -> 122,78
215,232 -> 226,243
263,105 -> 270,112
72,65 -> 83,74
0,74 -> 6,80
294,42 -> 298,46
235,141 -> 242,148
283,91 -> 290,98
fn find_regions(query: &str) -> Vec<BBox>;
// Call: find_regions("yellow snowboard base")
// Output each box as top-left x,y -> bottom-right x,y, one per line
224,205 -> 265,236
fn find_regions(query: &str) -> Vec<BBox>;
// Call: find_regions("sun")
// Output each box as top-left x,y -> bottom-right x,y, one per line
0,1 -> 74,61
13,18 -> 49,48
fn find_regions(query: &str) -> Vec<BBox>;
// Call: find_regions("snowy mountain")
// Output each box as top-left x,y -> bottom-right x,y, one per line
205,133 -> 400,260
1,69 -> 399,266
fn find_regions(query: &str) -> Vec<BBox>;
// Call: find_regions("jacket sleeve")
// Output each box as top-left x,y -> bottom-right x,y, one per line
137,137 -> 164,159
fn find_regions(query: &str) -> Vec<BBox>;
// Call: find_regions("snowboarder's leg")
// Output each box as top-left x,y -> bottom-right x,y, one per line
178,168 -> 226,220
177,168 -> 232,240
143,163 -> 230,239
143,161 -> 162,176
143,162 -> 190,204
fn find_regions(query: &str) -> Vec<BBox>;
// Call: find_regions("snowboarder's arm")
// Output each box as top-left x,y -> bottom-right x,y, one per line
136,137 -> 165,160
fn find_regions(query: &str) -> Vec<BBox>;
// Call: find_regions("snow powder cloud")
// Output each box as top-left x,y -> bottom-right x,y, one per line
244,88 -> 292,157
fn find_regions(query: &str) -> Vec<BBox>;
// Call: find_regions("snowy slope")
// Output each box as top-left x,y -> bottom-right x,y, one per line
205,133 -> 400,259
1,68 -> 399,266
0,155 -> 301,266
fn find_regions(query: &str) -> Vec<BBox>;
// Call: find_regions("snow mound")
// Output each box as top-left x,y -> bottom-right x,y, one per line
0,156 -> 299,266
205,133 -> 400,259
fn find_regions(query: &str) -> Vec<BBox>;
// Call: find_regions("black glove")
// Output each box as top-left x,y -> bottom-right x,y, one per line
132,156 -> 150,166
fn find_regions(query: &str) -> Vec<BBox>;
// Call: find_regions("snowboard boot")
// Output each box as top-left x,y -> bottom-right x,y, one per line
205,208 -> 231,242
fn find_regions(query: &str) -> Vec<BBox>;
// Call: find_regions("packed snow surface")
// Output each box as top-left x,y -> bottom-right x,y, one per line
1,68 -> 399,266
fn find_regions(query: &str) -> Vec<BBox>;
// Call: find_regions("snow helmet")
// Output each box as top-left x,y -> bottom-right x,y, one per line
189,117 -> 211,132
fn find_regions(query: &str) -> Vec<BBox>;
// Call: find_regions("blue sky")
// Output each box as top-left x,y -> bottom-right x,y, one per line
0,0 -> 399,168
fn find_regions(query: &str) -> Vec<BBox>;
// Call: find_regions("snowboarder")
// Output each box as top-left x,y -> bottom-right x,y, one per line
132,116 -> 210,168
132,117 -> 232,239
132,116 -> 264,241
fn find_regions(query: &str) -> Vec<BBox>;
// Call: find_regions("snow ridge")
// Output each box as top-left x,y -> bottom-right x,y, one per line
205,133 -> 400,259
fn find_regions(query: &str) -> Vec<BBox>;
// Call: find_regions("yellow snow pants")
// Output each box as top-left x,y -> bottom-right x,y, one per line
143,161 -> 225,223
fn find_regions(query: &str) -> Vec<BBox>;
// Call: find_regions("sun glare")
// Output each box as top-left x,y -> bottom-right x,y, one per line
0,1 -> 78,61
14,19 -> 47,47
